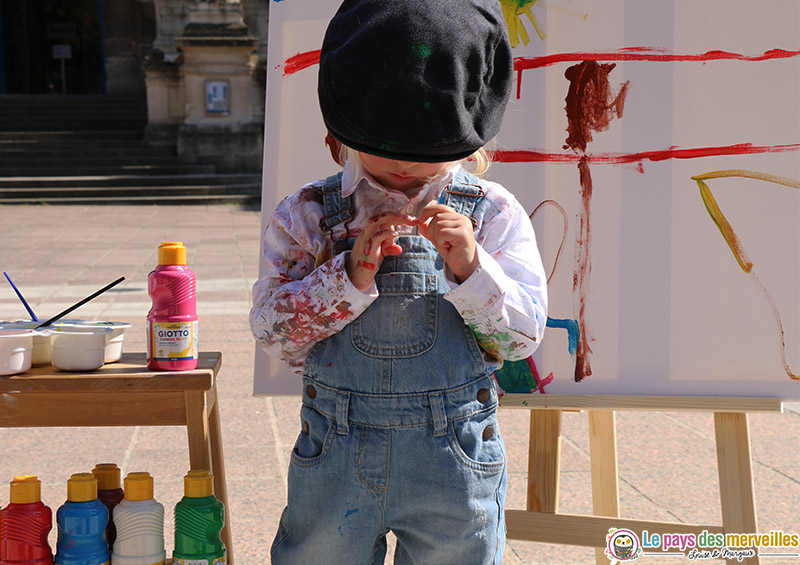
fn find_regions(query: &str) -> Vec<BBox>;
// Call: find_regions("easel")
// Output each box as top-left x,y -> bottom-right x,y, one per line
498,395 -> 784,565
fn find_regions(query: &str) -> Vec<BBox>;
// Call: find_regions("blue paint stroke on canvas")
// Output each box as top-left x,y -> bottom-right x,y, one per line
546,317 -> 579,355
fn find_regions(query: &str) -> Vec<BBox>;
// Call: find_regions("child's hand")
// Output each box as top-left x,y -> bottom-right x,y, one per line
346,212 -> 413,291
415,202 -> 478,283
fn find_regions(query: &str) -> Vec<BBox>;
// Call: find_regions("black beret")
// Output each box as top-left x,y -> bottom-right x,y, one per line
318,0 -> 513,163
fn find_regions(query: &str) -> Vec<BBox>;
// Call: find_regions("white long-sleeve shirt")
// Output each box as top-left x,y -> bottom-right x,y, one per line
250,161 -> 548,375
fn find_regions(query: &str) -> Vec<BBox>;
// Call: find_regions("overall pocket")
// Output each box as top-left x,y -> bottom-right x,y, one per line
447,408 -> 506,474
351,272 -> 438,357
290,404 -> 336,468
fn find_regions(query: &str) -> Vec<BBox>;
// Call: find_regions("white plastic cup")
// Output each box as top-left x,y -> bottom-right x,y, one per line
0,328 -> 36,375
50,326 -> 113,371
56,321 -> 131,363
0,321 -> 52,366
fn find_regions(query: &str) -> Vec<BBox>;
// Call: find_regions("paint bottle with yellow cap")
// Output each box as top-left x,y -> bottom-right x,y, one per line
172,471 -> 226,565
146,241 -> 198,371
0,475 -> 53,565
54,473 -> 109,565
110,472 -> 165,565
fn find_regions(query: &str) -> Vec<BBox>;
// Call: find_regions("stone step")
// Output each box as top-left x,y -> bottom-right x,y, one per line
0,95 -> 262,206
0,95 -> 147,132
0,192 -> 261,206
0,164 -> 217,177
0,155 -> 181,168
0,130 -> 145,141
0,174 -> 261,189
0,182 -> 261,200
0,146 -> 174,159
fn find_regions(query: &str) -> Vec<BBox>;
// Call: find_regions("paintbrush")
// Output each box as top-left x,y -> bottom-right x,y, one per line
3,272 -> 39,322
35,276 -> 125,328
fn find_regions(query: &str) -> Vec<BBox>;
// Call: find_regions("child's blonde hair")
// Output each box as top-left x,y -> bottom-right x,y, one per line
340,145 -> 492,184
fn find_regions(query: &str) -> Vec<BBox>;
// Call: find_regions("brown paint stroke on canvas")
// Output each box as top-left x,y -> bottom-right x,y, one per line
564,61 -> 629,381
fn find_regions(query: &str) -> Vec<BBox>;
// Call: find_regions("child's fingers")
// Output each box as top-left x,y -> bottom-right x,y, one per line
421,215 -> 471,249
416,202 -> 453,225
357,229 -> 400,269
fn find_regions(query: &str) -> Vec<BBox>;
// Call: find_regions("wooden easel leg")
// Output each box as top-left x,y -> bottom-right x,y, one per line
714,412 -> 759,565
589,410 -> 619,564
527,410 -> 562,513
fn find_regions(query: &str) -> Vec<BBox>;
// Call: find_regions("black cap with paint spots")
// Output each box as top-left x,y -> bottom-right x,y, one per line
318,0 -> 513,163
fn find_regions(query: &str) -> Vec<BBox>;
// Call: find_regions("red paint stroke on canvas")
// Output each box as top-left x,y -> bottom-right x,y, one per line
562,61 -> 628,382
513,47 -> 800,98
490,142 -> 800,166
281,49 -> 321,77
572,157 -> 594,382
563,61 -> 629,153
282,47 -> 800,82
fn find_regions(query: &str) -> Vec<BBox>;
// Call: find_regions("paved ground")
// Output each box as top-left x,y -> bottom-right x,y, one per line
1,203 -> 799,564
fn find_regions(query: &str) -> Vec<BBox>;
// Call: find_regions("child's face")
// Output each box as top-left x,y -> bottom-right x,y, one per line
359,153 -> 454,194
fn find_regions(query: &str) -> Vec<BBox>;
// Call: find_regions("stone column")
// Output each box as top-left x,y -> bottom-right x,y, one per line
143,52 -> 185,146
175,1 -> 261,172
144,0 -> 192,146
150,0 -> 193,63
104,0 -> 156,96
241,0 -> 268,122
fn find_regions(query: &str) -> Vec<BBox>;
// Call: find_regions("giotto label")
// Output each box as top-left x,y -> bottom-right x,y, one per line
149,320 -> 198,361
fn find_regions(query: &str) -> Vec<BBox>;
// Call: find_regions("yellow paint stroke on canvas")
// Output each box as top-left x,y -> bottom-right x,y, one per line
500,0 -> 546,47
692,169 -> 800,380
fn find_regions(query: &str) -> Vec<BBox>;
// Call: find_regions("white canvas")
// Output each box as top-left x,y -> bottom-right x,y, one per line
255,0 -> 800,398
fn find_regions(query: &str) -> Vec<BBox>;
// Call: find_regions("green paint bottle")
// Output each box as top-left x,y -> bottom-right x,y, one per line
172,471 -> 226,565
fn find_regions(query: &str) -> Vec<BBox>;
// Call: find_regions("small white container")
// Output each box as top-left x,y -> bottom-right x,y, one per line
0,329 -> 38,375
50,326 -> 113,371
56,320 -> 131,363
0,321 -> 52,366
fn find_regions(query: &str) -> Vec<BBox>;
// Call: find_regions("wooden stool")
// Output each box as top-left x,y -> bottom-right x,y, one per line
0,351 -> 233,564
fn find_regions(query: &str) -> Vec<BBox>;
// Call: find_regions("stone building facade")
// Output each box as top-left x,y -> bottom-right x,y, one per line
0,0 -> 268,173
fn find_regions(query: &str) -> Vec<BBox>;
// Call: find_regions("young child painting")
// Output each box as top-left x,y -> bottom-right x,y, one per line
250,0 -> 548,562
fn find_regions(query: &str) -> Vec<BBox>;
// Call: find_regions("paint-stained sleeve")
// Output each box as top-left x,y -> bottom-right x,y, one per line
250,192 -> 377,374
445,188 -> 547,364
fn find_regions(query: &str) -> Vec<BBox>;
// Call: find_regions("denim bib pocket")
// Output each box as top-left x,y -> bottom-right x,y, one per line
351,272 -> 438,357
446,409 -> 505,474
290,404 -> 337,468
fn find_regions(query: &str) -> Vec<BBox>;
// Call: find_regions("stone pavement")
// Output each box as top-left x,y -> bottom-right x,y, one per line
1,203 -> 799,564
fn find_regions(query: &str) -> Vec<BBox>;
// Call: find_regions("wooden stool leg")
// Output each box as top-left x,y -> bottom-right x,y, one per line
185,390 -> 212,471
527,410 -> 562,513
714,412 -> 759,565
208,386 -> 233,564
589,410 -> 619,564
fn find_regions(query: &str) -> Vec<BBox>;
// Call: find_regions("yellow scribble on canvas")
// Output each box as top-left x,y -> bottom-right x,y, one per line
500,0 -> 546,47
692,169 -> 800,380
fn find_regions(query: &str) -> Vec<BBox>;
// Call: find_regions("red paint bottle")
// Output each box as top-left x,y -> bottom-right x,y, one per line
0,475 -> 53,565
147,242 -> 198,371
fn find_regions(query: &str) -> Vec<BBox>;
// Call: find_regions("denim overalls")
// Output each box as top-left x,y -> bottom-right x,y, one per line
272,171 -> 507,565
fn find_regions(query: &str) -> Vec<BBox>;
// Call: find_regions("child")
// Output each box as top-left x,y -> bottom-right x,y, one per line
250,0 -> 547,562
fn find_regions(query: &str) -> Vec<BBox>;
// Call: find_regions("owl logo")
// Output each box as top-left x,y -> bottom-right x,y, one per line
605,528 -> 642,562
614,534 -> 634,558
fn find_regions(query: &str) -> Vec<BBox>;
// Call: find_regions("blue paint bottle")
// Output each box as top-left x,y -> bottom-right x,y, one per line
54,474 -> 109,565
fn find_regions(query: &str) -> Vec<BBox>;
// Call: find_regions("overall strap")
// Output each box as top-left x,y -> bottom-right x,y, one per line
438,169 -> 484,224
317,172 -> 354,254
317,172 -> 353,231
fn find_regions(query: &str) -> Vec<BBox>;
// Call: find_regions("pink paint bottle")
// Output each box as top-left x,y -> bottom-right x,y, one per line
147,242 -> 198,371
